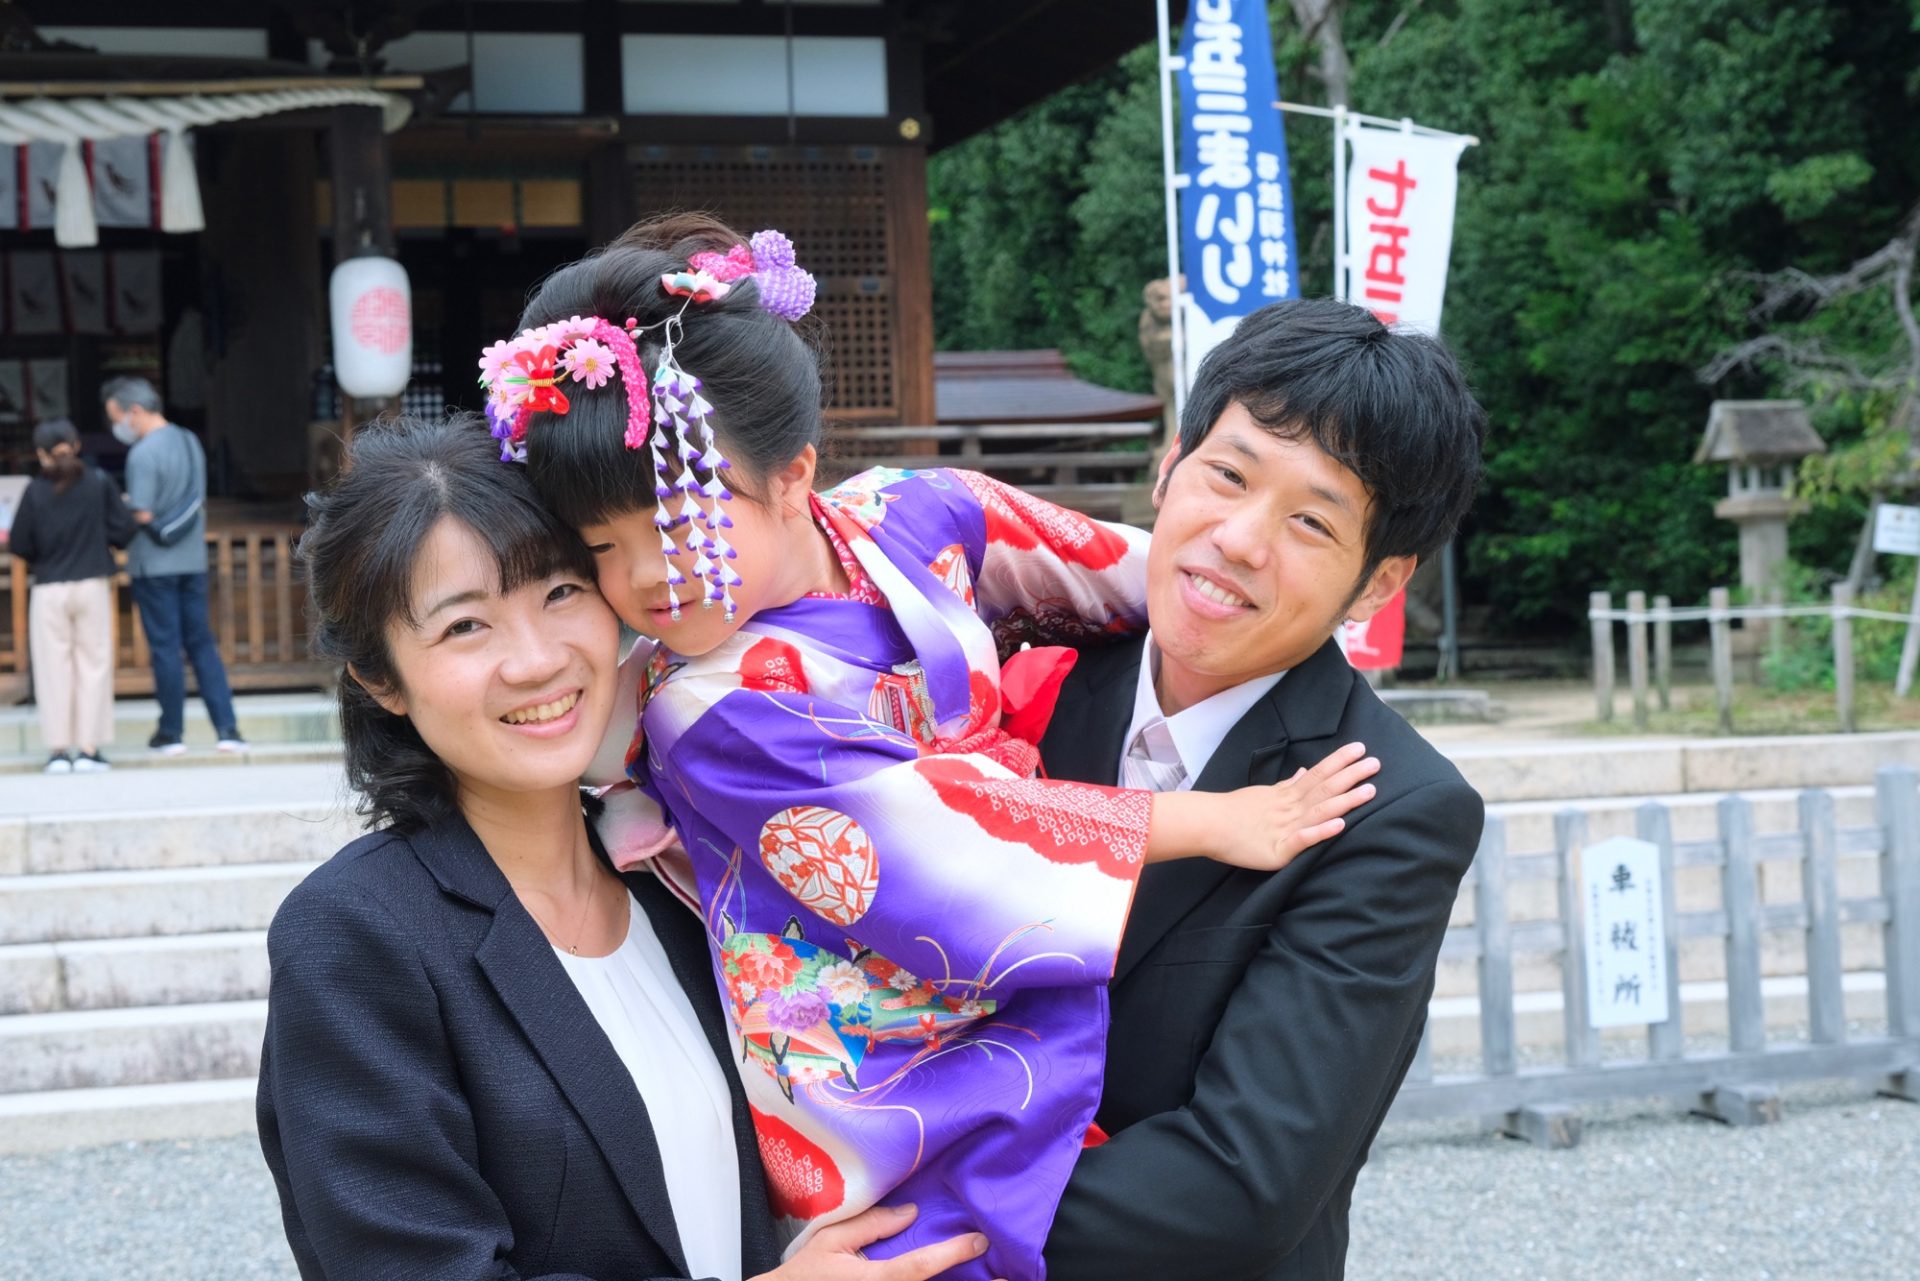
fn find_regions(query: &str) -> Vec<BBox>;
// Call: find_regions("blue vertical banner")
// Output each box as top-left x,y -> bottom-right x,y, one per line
1177,0 -> 1299,378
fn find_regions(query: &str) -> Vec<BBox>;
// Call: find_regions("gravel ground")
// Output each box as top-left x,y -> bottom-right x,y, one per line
0,1135 -> 294,1280
1,1082 -> 1914,1281
1348,1080 -> 1920,1281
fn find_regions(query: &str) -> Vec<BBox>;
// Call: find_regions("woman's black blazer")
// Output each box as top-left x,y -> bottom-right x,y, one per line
256,812 -> 781,1280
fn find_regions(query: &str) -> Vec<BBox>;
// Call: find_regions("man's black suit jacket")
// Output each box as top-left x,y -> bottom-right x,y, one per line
1040,637 -> 1484,1281
256,813 -> 782,1281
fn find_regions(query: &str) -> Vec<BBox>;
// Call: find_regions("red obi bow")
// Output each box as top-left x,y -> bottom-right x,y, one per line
924,646 -> 1080,776
998,645 -> 1080,747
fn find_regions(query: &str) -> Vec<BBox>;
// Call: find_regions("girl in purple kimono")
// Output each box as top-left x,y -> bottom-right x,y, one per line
487,215 -> 1378,1281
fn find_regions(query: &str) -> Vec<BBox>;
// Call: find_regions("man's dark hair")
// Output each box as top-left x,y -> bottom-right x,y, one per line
1177,298 -> 1486,578
300,414 -> 597,833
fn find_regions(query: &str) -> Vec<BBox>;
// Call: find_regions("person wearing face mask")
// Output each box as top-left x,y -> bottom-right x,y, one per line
100,376 -> 245,756
6,419 -> 138,772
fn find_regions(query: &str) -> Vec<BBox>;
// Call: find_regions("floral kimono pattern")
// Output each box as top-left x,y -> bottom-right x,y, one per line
622,467 -> 1152,1281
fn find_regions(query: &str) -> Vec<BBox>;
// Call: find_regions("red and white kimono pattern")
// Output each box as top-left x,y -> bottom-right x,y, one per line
609,467 -> 1153,1281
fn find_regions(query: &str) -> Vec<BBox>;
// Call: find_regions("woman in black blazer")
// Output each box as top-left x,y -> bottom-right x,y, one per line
258,416 -> 991,1281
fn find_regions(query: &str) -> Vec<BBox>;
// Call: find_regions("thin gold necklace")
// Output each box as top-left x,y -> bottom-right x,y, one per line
529,858 -> 601,956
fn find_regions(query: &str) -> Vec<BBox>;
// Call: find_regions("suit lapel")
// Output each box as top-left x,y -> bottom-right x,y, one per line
412,816 -> 691,1275
1107,638 -> 1356,985
1038,640 -> 1139,786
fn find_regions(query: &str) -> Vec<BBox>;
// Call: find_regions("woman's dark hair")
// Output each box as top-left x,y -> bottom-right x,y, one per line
518,212 -> 825,528
1178,298 -> 1486,584
32,418 -> 84,492
302,414 -> 597,832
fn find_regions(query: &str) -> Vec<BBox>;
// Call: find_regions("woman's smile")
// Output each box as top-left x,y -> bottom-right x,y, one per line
499,688 -> 586,736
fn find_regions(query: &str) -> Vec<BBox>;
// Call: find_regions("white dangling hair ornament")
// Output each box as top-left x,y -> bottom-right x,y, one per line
644,306 -> 740,621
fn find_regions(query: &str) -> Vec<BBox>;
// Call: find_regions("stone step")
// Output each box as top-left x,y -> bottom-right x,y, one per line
0,999 -> 266,1093
1442,731 -> 1920,804
0,694 -> 338,757
0,739 -> 343,776
0,1077 -> 259,1156
0,931 -> 269,1015
0,973 -> 1894,1156
0,800 -> 354,876
0,862 -> 319,946
1381,688 -> 1495,725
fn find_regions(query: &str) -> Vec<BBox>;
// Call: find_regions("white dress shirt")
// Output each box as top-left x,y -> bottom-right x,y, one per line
555,893 -> 743,1281
1117,633 -> 1286,791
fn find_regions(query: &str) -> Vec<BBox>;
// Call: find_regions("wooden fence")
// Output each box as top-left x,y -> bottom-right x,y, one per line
0,524 -> 330,700
1389,765 -> 1920,1146
831,421 -> 1157,520
1588,588 -> 1915,732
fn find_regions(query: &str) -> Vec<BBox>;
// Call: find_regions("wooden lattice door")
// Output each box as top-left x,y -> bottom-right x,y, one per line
627,145 -> 933,428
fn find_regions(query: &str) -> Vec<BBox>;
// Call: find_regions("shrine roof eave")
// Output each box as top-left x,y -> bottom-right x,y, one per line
923,0 -> 1183,149
0,51 -> 423,98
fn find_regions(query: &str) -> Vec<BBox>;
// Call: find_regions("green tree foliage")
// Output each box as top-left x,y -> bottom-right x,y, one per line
926,0 -> 1920,629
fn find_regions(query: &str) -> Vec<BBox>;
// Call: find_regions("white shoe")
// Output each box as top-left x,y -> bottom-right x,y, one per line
43,752 -> 72,775
72,752 -> 111,773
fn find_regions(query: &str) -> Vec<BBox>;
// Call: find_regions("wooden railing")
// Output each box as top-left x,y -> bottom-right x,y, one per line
1388,767 -> 1920,1146
1,524 -> 331,699
830,421 -> 1159,520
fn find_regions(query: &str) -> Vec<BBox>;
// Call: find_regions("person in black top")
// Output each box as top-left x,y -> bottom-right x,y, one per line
8,419 -> 137,772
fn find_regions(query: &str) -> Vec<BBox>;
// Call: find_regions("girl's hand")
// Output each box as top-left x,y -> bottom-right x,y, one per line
1146,742 -> 1379,870
753,1204 -> 999,1281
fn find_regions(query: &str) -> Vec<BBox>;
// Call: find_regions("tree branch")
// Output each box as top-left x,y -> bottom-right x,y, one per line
1378,0 -> 1428,49
1741,201 -> 1920,320
1288,0 -> 1352,107
1696,334 -> 1898,390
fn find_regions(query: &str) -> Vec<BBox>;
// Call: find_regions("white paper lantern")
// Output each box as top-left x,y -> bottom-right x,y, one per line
329,255 -> 412,398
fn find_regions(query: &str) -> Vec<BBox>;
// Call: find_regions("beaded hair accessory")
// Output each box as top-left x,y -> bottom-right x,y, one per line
475,229 -> 816,624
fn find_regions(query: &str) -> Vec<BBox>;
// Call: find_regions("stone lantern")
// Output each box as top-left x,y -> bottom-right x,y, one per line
1694,400 -> 1826,595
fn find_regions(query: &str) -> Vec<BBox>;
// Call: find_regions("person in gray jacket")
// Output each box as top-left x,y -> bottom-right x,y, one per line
101,377 -> 245,755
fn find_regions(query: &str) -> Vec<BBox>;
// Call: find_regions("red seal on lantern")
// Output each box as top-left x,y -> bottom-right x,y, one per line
350,286 -> 410,355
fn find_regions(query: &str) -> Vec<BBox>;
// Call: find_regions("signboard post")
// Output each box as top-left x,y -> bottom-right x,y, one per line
1874,502 -> 1920,557
1581,836 -> 1672,1030
1877,503 -> 1920,697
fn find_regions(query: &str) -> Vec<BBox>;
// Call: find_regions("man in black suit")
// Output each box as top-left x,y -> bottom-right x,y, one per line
1042,299 -> 1488,1281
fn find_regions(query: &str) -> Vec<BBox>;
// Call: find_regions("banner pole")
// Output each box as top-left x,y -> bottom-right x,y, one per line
1276,99 -> 1481,146
1156,0 -> 1187,427
1331,103 -> 1347,302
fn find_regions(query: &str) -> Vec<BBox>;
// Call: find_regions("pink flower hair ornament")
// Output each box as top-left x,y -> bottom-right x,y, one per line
478,316 -> 652,464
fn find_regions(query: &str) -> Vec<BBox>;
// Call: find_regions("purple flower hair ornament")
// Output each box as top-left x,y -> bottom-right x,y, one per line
679,229 -> 817,323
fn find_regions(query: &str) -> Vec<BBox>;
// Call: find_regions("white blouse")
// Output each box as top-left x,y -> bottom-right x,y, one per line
554,892 -> 743,1281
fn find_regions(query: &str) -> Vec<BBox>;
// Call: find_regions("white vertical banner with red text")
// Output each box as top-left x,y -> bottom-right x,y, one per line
1337,123 -> 1468,670
1341,124 -> 1469,336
